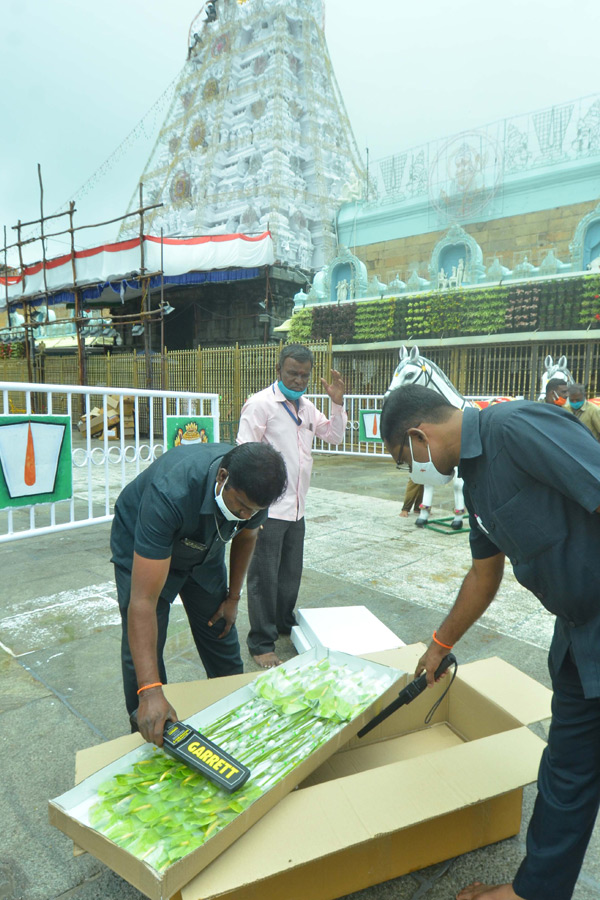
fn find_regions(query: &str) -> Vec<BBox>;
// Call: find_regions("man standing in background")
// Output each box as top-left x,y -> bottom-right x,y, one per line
543,378 -> 569,406
237,344 -> 347,668
568,383 -> 600,440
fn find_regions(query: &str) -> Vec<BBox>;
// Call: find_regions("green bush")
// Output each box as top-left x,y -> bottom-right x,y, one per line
461,288 -> 507,335
286,273 -> 600,344
287,308 -> 313,343
577,275 -> 600,329
404,296 -> 432,339
353,300 -> 395,341
311,303 -> 357,343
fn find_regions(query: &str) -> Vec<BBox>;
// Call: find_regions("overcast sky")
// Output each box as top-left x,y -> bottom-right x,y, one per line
1,0 -> 598,264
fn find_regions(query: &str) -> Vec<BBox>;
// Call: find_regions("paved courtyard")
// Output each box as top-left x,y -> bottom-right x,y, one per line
1,453 -> 599,900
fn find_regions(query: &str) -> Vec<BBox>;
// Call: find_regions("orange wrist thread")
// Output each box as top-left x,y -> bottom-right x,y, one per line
432,631 -> 453,650
137,682 -> 163,695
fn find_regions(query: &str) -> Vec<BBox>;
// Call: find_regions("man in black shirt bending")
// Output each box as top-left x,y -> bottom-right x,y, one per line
111,441 -> 286,746
380,385 -> 600,900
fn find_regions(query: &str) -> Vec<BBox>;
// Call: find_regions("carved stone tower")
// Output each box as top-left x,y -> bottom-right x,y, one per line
120,0 -> 364,271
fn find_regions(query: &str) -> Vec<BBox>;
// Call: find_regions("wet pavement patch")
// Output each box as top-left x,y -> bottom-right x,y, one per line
0,860 -> 25,900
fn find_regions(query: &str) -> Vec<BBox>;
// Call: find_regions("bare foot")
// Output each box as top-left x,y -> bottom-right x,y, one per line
400,510 -> 409,518
252,652 -> 282,669
456,883 -> 522,900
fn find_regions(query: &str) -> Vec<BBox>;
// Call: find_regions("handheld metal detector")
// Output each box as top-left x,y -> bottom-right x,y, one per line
357,653 -> 457,738
131,713 -> 251,793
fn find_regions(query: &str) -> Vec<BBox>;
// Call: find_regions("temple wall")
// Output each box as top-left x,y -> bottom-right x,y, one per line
352,199 -> 599,283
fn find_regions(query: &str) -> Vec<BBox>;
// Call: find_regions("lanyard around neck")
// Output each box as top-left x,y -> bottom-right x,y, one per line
273,384 -> 302,426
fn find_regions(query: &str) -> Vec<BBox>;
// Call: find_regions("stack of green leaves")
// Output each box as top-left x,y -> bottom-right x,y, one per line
89,658 -> 396,871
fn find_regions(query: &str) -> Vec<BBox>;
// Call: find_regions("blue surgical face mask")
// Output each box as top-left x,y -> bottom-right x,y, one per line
408,436 -> 454,487
214,476 -> 245,522
569,399 -> 584,410
278,380 -> 307,401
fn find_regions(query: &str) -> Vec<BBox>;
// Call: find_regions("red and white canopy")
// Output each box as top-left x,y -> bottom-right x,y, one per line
1,232 -> 274,306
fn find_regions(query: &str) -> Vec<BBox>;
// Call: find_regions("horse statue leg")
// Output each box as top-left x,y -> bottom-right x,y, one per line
415,484 -> 433,528
451,471 -> 465,530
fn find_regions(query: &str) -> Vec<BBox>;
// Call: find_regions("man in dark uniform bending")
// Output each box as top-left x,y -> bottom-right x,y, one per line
111,441 -> 287,746
380,384 -> 600,900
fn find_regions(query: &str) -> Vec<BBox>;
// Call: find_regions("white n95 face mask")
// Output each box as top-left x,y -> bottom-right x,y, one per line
214,476 -> 245,522
408,436 -> 454,487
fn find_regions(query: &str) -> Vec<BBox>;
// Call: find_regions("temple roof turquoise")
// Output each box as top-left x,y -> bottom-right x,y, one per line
338,94 -> 600,248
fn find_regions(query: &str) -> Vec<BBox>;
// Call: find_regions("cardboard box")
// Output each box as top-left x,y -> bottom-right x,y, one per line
77,407 -> 104,437
291,624 -> 312,654
295,606 -> 406,655
68,646 -> 550,900
83,413 -> 122,440
176,648 -> 550,900
119,413 -> 135,438
62,647 -> 550,900
107,394 -> 134,412
49,648 -> 403,900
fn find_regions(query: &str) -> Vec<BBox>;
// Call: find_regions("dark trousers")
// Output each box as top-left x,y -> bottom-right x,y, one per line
245,517 -> 305,656
115,565 -> 243,714
513,649 -> 600,899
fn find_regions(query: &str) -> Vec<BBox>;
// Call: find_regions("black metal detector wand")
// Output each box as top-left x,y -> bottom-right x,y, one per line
129,710 -> 250,793
358,653 -> 457,738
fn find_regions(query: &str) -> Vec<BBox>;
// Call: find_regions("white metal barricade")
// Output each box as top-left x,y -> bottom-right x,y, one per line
0,382 -> 219,543
308,392 -> 516,458
308,393 -> 388,458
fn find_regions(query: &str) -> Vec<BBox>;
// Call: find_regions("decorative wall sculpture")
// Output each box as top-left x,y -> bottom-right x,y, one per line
296,246 -> 368,306
570,201 -> 600,272
428,224 -> 485,285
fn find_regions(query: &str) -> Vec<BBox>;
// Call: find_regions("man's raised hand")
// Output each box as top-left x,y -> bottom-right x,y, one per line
320,369 -> 345,406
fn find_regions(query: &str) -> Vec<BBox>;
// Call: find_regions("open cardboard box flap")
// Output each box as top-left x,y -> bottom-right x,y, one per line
458,656 -> 552,725
362,647 -> 552,727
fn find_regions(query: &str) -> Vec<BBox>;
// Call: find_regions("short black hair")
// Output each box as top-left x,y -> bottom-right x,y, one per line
279,343 -> 313,368
546,378 -> 567,393
220,443 -> 287,508
380,385 -> 454,447
567,383 -> 586,396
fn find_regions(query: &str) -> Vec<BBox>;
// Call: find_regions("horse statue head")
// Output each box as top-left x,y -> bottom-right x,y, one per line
539,355 -> 573,400
386,346 -> 423,395
385,345 -> 467,410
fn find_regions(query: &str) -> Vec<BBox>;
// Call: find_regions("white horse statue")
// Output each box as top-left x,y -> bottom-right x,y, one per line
386,346 -> 516,529
538,354 -> 572,400
386,346 -> 470,529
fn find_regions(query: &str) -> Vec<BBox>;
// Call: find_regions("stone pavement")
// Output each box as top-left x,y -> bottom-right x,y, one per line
1,454 -> 600,900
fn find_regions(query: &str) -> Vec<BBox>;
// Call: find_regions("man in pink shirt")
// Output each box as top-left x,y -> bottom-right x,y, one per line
236,344 -> 347,667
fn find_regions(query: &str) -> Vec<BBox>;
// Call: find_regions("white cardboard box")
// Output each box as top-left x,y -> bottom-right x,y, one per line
290,624 -> 313,653
296,605 -> 406,655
